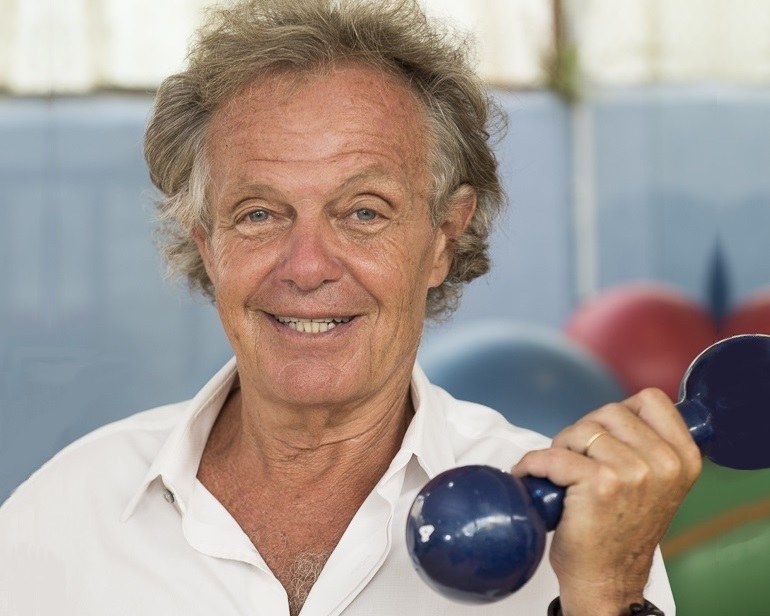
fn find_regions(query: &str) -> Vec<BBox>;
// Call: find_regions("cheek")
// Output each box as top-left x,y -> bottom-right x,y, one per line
210,237 -> 265,289
353,231 -> 436,308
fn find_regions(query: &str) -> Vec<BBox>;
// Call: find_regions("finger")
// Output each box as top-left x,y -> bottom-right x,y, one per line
620,387 -> 696,453
550,419 -> 653,474
511,446 -> 600,488
553,413 -> 662,460
552,419 -> 605,454
565,394 -> 700,484
612,388 -> 702,479
552,410 -> 695,495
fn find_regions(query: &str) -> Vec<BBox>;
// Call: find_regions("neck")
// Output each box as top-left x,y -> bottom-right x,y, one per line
203,372 -> 414,487
197,370 -> 415,615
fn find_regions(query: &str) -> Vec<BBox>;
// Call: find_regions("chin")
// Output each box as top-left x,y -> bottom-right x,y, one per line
267,361 -> 362,408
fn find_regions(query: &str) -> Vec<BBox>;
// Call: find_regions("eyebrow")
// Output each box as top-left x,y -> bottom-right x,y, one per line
222,167 -> 405,206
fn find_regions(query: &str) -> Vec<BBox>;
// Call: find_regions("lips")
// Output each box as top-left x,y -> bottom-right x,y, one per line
273,315 -> 353,334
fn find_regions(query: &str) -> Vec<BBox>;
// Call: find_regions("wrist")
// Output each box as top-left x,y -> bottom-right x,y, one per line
556,578 -> 647,616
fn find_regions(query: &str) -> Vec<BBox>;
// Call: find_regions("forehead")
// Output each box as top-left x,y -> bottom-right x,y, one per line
205,63 -> 431,188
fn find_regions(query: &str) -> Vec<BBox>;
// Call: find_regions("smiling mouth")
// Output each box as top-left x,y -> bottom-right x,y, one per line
273,315 -> 354,334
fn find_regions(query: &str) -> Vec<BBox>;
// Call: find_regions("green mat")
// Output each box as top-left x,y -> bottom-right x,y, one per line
663,461 -> 770,615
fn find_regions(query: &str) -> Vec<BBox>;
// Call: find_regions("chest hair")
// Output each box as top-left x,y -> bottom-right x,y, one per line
285,552 -> 327,616
203,477 -> 363,615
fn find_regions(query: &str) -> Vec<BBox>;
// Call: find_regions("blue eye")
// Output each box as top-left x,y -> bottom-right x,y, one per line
354,208 -> 377,221
247,210 -> 269,222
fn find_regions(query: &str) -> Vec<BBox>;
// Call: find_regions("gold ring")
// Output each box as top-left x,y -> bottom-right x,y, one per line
583,430 -> 609,456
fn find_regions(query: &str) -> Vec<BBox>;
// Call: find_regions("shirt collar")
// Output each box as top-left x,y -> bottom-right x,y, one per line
386,363 -> 456,482
121,358 -> 239,522
121,360 -> 455,521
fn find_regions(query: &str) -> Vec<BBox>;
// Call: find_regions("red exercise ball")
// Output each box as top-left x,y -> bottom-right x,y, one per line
722,289 -> 770,337
564,283 -> 718,400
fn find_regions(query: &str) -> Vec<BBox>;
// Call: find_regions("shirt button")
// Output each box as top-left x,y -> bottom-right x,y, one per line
163,489 -> 175,504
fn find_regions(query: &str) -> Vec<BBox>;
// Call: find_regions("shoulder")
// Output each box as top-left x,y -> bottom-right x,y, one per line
0,401 -> 189,615
428,381 -> 552,469
0,401 -> 187,517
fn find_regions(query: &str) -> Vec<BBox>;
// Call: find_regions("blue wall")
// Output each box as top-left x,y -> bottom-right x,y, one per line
2,88 -> 770,501
592,88 -> 770,304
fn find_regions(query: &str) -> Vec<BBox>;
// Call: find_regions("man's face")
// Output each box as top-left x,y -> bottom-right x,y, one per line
196,64 -> 460,413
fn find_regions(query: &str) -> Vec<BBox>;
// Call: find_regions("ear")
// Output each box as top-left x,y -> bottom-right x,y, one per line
191,225 -> 217,285
428,185 -> 477,288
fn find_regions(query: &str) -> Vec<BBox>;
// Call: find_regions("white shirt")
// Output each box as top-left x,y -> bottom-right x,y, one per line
0,360 -> 675,615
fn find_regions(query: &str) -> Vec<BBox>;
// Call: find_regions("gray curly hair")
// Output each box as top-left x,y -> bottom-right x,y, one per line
144,0 -> 505,319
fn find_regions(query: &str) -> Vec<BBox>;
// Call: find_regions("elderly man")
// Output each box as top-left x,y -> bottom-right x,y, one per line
0,1 -> 700,615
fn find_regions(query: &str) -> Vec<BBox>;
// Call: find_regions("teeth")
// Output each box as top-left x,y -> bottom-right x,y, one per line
275,315 -> 352,334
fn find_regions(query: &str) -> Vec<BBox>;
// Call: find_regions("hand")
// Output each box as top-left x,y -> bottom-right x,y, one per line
512,388 -> 702,616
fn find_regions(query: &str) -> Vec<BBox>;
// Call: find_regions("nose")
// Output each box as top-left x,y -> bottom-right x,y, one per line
280,217 -> 344,291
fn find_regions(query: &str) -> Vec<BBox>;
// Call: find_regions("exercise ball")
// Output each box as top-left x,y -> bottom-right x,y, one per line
420,321 -> 627,437
722,288 -> 770,337
564,283 -> 717,400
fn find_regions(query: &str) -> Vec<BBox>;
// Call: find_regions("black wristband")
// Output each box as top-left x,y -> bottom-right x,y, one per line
547,597 -> 561,616
547,596 -> 664,616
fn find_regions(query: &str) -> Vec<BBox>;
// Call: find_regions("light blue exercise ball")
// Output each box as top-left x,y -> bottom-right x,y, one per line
420,321 -> 627,437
